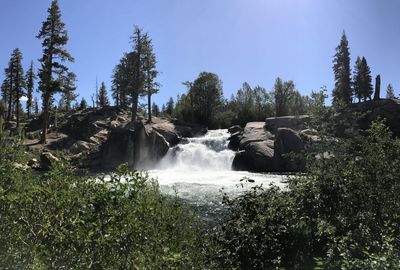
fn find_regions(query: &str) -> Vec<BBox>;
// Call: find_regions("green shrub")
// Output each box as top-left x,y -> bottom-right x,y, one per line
209,120 -> 400,269
0,144 -> 205,269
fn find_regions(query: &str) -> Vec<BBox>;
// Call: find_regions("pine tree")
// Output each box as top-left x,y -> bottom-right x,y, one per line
98,82 -> 109,107
34,97 -> 39,115
1,80 -> 9,114
332,31 -> 352,105
79,98 -> 88,110
111,65 -> 122,107
25,61 -> 37,118
5,49 -> 25,127
141,34 -> 159,123
165,97 -> 174,115
353,56 -> 363,102
37,0 -> 74,144
151,102 -> 160,117
386,84 -> 395,99
60,72 -> 77,111
129,26 -> 146,121
360,57 -> 373,101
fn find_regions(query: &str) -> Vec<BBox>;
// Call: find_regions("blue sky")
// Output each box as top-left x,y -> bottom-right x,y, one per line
0,0 -> 399,107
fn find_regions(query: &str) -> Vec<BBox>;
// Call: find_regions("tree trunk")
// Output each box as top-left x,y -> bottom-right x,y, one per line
16,95 -> 20,128
7,69 -> 13,122
40,92 -> 50,144
147,93 -> 152,123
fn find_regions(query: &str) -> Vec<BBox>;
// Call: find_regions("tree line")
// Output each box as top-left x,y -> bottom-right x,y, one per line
332,31 -> 397,105
1,1 -> 398,139
157,72 -> 327,128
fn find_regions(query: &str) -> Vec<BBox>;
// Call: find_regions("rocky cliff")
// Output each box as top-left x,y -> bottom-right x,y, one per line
23,106 -> 207,171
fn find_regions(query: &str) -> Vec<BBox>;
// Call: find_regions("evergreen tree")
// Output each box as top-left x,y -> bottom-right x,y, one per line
98,82 -> 109,107
353,56 -> 363,102
151,102 -> 160,117
79,98 -> 88,110
25,61 -> 36,118
141,34 -> 159,123
360,57 -> 373,101
129,26 -> 146,121
165,97 -> 174,115
332,31 -> 352,105
37,0 -> 74,144
1,80 -> 9,116
6,49 -> 25,127
60,72 -> 77,112
34,97 -> 39,115
386,84 -> 395,99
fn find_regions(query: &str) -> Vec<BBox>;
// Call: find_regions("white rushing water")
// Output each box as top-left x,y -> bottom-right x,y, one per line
148,129 -> 286,205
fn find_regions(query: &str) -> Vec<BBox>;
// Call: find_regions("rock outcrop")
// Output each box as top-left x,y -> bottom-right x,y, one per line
229,117 -> 310,172
23,106 -> 207,172
40,152 -> 60,170
265,115 -> 310,134
274,128 -> 305,172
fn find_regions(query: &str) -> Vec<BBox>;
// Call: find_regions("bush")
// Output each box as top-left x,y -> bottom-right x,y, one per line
209,120 -> 400,269
0,143 -> 205,269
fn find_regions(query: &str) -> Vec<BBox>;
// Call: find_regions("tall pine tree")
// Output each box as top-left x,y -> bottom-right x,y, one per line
353,56 -> 373,101
60,72 -> 77,112
386,84 -> 395,99
37,0 -> 74,143
98,81 -> 109,107
360,57 -> 373,101
25,61 -> 36,118
332,32 -> 352,105
141,33 -> 159,123
5,49 -> 25,126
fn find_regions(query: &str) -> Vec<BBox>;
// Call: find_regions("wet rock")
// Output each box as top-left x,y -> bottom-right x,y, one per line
232,141 -> 275,172
40,152 -> 60,170
228,125 -> 242,134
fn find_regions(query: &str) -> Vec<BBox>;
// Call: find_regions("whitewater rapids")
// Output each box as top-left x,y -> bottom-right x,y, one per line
147,129 -> 285,204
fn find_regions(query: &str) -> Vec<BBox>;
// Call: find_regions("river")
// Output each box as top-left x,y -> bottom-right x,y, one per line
147,129 -> 286,222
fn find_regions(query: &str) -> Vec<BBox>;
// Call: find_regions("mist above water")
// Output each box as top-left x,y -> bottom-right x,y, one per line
148,129 -> 285,205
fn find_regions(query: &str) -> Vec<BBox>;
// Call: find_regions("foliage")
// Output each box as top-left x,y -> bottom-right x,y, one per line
37,0 -> 75,143
0,145 -> 206,269
332,31 -> 352,105
79,97 -> 88,110
353,56 -> 373,102
24,61 -> 37,118
386,84 -> 395,99
209,120 -> 400,269
98,81 -> 109,107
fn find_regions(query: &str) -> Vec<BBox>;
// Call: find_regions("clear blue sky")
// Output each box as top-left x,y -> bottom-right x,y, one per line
0,0 -> 399,107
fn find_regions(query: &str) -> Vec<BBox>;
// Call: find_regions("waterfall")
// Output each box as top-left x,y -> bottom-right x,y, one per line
156,129 -> 235,171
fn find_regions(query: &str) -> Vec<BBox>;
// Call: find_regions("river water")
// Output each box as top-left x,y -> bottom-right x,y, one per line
147,129 -> 286,212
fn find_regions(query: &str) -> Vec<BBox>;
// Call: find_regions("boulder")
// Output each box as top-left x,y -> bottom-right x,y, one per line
134,123 -> 170,169
265,115 -> 311,134
40,152 -> 60,170
27,158 -> 39,169
152,122 -> 180,146
239,122 -> 273,149
70,140 -> 93,154
100,126 -> 136,170
228,131 -> 241,151
232,141 -> 275,172
228,125 -> 242,134
274,128 -> 305,172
